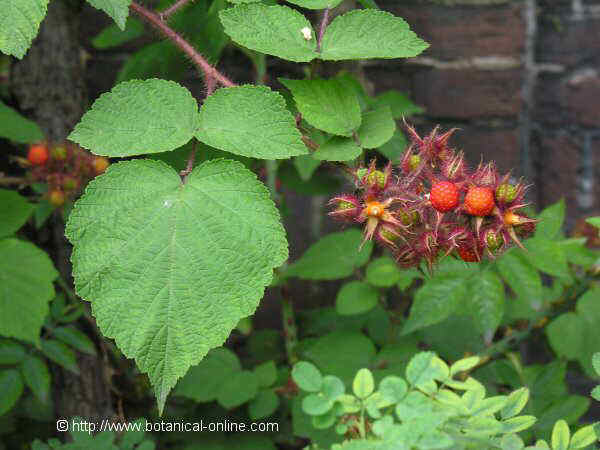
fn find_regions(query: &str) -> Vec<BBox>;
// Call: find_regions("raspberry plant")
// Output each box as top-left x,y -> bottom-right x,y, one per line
1,0 -> 600,449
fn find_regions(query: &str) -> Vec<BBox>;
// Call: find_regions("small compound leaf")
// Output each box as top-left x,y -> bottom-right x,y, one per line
196,85 -> 307,159
0,369 -> 24,415
253,360 -> 277,388
356,107 -> 395,149
365,256 -> 402,287
320,10 -> 428,61
0,101 -> 44,143
248,389 -> 279,420
0,0 -> 49,59
570,423 -> 598,449
69,79 -> 198,157
65,159 -> 287,414
593,353 -> 600,376
52,326 -> 97,355
220,4 -> 317,62
292,361 -> 323,393
0,238 -> 58,345
551,419 -> 570,450
20,354 -> 51,403
450,356 -> 480,377
0,189 -> 35,239
352,368 -> 374,399
40,340 -> 79,375
0,339 -> 27,365
85,0 -> 131,29
335,281 -> 379,316
501,387 -> 529,419
216,370 -> 259,409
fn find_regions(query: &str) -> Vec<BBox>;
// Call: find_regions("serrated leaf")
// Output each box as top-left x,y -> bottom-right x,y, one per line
368,91 -> 423,119
465,270 -> 505,336
320,10 -> 428,61
0,0 -> 49,59
312,137 -> 362,161
217,370 -> 259,408
65,159 -> 287,414
0,339 -> 26,365
20,355 -> 51,403
335,281 -> 379,316
535,199 -> 565,240
523,238 -> 570,278
91,17 -> 144,49
501,387 -> 529,419
551,419 -> 570,450
286,229 -> 372,280
570,423 -> 597,449
248,389 -> 279,420
0,369 -> 24,415
377,130 -> 408,162
85,0 -> 131,29
292,361 -> 323,392
0,189 -> 35,239
285,0 -> 344,9
0,238 -> 58,345
546,313 -> 583,359
174,347 -> 241,402
357,107 -> 395,149
196,85 -> 307,159
402,275 -> 467,335
495,249 -> 542,305
280,78 -> 361,137
353,368 -> 374,399
52,326 -> 97,356
220,4 -> 317,62
366,256 -> 402,287
69,79 -> 198,157
40,340 -> 79,374
0,101 -> 44,143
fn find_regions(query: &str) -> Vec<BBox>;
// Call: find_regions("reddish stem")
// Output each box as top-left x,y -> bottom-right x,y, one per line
180,140 -> 197,180
130,1 -> 236,88
159,0 -> 194,20
317,8 -> 330,52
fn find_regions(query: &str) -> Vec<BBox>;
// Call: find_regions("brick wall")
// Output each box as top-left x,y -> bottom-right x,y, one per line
370,0 -> 600,227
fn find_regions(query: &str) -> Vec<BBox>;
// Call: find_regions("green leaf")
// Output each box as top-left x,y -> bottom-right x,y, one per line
253,360 -> 277,388
302,392 -> 333,415
356,107 -> 395,149
85,0 -> 131,29
116,41 -> 185,83
0,0 -> 49,59
402,275 -> 468,335
286,229 -> 373,280
368,91 -> 423,119
536,395 -> 589,434
280,77 -> 361,137
320,10 -> 428,61
546,313 -> 583,359
450,356 -> 480,377
586,217 -> 600,229
52,326 -> 97,355
495,249 -> 542,305
292,361 -> 323,393
593,353 -> 600,376
65,159 -> 287,414
40,340 -> 79,374
592,386 -> 600,401
248,389 -> 279,420
293,155 -> 321,181
405,351 -> 448,388
219,4 -> 317,62
551,419 -> 570,450
322,375 -> 345,401
465,270 -> 505,337
0,339 -> 26,365
285,0 -> 344,9
0,238 -> 58,345
0,101 -> 44,143
174,347 -> 241,402
501,434 -> 525,450
20,355 -> 50,403
523,238 -> 570,278
366,256 -> 402,287
69,79 -> 198,157
535,199 -> 565,240
196,85 -> 307,159
217,370 -> 259,409
91,17 -> 144,49
0,189 -> 34,239
0,369 -> 24,415
570,424 -> 597,449
379,376 -> 408,403
335,281 -> 379,316
377,129 -> 408,162
312,137 -> 362,162
502,415 -> 537,434
501,387 -> 529,419
353,368 -> 374,399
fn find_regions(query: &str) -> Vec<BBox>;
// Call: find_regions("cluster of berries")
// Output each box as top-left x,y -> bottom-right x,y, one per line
328,123 -> 537,269
22,142 -> 109,207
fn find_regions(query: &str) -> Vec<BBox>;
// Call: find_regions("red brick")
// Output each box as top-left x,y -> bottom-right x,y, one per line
562,72 -> 600,127
538,16 -> 600,68
380,2 -> 525,60
412,69 -> 522,119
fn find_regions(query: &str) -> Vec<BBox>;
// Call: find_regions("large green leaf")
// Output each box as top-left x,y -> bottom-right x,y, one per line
465,270 -> 505,337
0,101 -> 43,143
495,249 -> 542,305
0,238 -> 58,345
219,4 -> 317,62
523,239 -> 570,278
356,106 -> 395,149
0,369 -> 24,415
0,189 -> 35,239
69,79 -> 198,157
312,137 -> 361,161
280,78 -> 361,137
85,0 -> 131,29
320,10 -> 428,61
546,313 -> 583,360
196,85 -> 307,159
65,159 -> 288,413
402,275 -> 468,335
0,0 -> 49,59
286,229 -> 373,280
285,0 -> 344,9
535,199 -> 565,240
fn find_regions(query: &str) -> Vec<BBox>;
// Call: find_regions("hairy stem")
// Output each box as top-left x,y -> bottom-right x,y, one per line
317,8 -> 330,52
159,0 -> 194,20
130,1 -> 236,88
281,285 -> 298,365
180,140 -> 197,180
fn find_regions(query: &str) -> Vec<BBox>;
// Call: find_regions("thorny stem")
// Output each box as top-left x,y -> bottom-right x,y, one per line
159,0 -> 194,20
281,284 -> 298,365
316,8 -> 330,53
130,2 -> 236,89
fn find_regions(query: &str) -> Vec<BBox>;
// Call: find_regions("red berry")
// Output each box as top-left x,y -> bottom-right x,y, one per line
430,181 -> 459,212
464,186 -> 495,216
27,144 -> 49,166
457,245 -> 478,262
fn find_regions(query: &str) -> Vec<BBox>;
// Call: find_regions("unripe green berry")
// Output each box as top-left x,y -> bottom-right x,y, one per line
356,168 -> 368,180
380,227 -> 400,242
496,183 -> 517,203
367,170 -> 386,189
337,200 -> 355,210
398,210 -> 419,226
485,231 -> 503,251
51,146 -> 67,160
63,176 -> 78,191
409,155 -> 421,171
